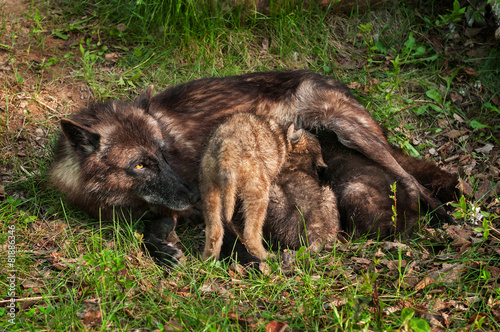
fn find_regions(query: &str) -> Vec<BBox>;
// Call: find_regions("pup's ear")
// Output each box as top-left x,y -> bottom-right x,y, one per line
61,119 -> 100,156
134,84 -> 154,110
287,123 -> 304,145
316,155 -> 328,169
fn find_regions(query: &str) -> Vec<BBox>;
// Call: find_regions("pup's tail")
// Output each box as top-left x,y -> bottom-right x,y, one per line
222,174 -> 237,224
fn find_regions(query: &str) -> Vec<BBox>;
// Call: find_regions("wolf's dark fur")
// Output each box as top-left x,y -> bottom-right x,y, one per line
317,130 -> 459,239
51,70 -> 453,267
145,70 -> 448,221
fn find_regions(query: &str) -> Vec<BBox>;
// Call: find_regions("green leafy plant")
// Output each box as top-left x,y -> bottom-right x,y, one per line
31,8 -> 44,35
83,249 -> 134,292
435,0 -> 466,26
400,308 -> 431,332
9,56 -> 23,84
390,32 -> 438,73
390,181 -> 398,239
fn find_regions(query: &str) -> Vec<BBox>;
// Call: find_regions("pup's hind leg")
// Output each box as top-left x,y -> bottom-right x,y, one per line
202,187 -> 224,260
242,187 -> 271,260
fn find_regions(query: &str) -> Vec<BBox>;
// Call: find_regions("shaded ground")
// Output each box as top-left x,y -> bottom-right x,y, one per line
0,0 -> 91,188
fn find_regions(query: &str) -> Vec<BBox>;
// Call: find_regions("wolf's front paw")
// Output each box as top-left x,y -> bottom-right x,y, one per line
143,239 -> 185,269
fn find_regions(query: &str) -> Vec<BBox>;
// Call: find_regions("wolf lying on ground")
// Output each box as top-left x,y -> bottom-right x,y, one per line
200,113 -> 309,260
50,70 -> 454,267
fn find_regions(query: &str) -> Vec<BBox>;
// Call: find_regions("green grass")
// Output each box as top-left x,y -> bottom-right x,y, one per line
1,0 -> 499,330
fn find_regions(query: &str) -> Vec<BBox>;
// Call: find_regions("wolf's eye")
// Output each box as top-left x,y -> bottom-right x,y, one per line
135,164 -> 144,170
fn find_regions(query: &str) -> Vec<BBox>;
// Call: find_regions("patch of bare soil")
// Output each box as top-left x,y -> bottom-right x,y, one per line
0,0 -> 91,185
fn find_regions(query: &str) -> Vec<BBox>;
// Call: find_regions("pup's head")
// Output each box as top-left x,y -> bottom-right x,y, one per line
53,86 -> 200,213
286,124 -> 327,173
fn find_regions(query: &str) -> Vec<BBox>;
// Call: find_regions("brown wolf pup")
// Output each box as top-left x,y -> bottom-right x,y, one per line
51,70 -> 453,267
200,113 -> 304,260
262,130 -> 341,252
317,130 -> 459,239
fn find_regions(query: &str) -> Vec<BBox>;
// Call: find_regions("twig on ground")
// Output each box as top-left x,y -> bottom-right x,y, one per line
0,296 -> 58,304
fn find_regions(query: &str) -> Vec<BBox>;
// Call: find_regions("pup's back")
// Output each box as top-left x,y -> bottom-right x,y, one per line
200,113 -> 299,260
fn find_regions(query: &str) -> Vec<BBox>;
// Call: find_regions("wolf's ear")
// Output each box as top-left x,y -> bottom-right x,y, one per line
134,84 -> 154,110
287,124 -> 304,145
61,119 -> 100,156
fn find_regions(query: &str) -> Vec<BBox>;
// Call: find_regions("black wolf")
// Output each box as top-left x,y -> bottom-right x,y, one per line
50,87 -> 200,266
51,70 -> 452,266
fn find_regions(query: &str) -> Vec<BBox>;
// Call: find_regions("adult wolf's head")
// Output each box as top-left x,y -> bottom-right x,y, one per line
50,86 -> 200,219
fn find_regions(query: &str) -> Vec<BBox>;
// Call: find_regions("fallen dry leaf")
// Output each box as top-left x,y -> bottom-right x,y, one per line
415,276 -> 435,291
425,312 -> 446,328
351,257 -> 371,265
116,23 -> 127,32
453,113 -> 465,123
446,225 -> 472,248
375,247 -> 385,258
474,143 -> 494,155
21,280 -> 43,294
266,321 -> 289,332
458,178 -> 474,197
76,304 -> 102,327
443,129 -> 466,139
450,93 -> 463,104
415,263 -> 466,291
474,180 -> 494,201
104,53 -> 121,62
322,298 -> 348,310
380,259 -> 406,270
383,242 -> 410,251
430,326 -> 446,332
430,263 -> 466,285
462,67 -> 478,76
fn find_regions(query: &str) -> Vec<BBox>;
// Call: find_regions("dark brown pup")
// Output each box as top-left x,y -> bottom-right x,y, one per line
51,70 -> 452,266
317,130 -> 459,239
262,130 -> 341,251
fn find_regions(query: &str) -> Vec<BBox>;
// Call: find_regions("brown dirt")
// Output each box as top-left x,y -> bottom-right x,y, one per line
0,0 -> 91,185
